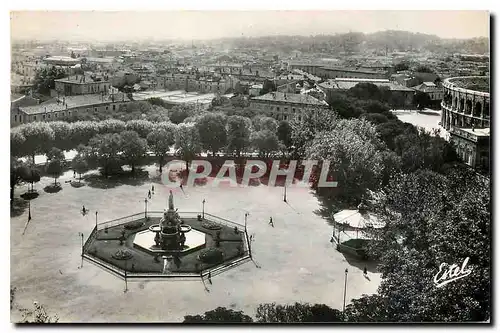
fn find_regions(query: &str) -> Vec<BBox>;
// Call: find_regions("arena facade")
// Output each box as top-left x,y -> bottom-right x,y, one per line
441,76 -> 490,130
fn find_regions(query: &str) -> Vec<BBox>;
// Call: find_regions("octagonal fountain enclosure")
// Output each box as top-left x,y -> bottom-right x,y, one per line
133,228 -> 206,255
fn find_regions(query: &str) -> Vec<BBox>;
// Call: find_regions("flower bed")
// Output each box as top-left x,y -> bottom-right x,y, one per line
124,220 -> 145,230
201,221 -> 221,230
112,249 -> 133,260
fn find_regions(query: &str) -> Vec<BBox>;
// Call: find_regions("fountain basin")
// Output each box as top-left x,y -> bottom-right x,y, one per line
133,229 -> 206,254
149,225 -> 162,233
179,225 -> 192,233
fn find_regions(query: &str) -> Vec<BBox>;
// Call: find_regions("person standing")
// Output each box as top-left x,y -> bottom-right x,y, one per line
208,271 -> 212,285
151,185 -> 155,194
148,190 -> 151,199
363,266 -> 368,276
269,217 -> 274,227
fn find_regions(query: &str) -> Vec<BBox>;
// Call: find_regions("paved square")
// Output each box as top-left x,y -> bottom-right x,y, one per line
10,165 -> 381,322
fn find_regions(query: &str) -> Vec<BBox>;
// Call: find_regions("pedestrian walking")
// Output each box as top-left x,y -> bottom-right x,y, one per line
82,205 -> 86,215
152,185 -> 155,194
180,183 -> 183,190
269,217 -> 274,227
208,271 -> 212,285
363,266 -> 368,276
148,190 -> 151,199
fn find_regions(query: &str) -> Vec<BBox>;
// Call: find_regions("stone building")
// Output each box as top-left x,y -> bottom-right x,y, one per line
54,74 -> 111,96
249,91 -> 329,121
449,127 -> 489,170
11,93 -> 130,126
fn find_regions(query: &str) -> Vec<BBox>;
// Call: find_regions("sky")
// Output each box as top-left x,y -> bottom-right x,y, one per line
10,11 -> 490,42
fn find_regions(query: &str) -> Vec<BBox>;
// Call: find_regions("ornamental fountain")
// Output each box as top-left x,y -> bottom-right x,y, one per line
148,190 -> 192,252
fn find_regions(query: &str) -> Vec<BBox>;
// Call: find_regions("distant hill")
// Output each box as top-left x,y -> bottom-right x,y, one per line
217,30 -> 489,55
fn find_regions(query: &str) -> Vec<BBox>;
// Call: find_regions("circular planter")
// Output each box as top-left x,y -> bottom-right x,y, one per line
70,182 -> 86,188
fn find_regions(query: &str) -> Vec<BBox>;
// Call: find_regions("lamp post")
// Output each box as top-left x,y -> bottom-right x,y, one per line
343,268 -> 348,312
202,199 -> 206,219
244,212 -> 249,232
79,232 -> 84,255
124,259 -> 128,293
78,232 -> 84,269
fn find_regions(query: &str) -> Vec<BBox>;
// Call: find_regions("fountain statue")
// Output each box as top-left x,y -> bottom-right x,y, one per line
149,190 -> 191,252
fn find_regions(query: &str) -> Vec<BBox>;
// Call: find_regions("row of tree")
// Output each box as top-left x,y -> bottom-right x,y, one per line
11,112 -> 294,166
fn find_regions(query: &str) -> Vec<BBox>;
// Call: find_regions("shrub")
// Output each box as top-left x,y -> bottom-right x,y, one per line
198,248 -> 223,264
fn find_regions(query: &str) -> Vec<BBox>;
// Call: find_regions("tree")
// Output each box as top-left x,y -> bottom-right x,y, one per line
47,121 -> 72,151
88,133 -> 123,177
169,105 -> 194,124
46,147 -> 65,163
11,130 -> 26,158
120,131 -> 148,173
362,113 -> 389,125
18,122 -> 55,163
413,91 -> 432,110
348,167 -> 490,322
252,115 -> 278,133
415,65 -> 434,73
22,166 -> 41,193
32,66 -> 67,95
326,92 -> 363,119
175,123 -> 201,170
125,119 -> 154,138
72,154 -> 89,182
11,158 -> 28,204
70,121 -> 100,147
277,120 -> 293,149
226,115 -> 252,157
394,62 -> 410,72
306,118 -> 386,202
183,307 -> 253,323
290,108 -> 337,158
195,113 -> 228,156
256,302 -> 344,323
251,130 -> 280,158
394,129 -> 458,173
46,158 -> 63,187
97,119 -> 126,135
147,123 -> 176,172
348,83 -> 387,102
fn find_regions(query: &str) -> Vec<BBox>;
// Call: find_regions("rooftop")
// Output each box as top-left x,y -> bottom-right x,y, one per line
320,66 -> 385,74
319,79 -> 414,92
19,93 -> 129,115
133,90 -> 232,105
55,75 -> 109,84
251,92 -> 327,106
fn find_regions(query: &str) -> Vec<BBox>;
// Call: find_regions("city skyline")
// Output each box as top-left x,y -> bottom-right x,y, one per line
11,11 -> 489,42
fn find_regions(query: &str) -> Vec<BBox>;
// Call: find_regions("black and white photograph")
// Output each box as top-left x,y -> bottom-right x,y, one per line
6,4 -> 492,324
